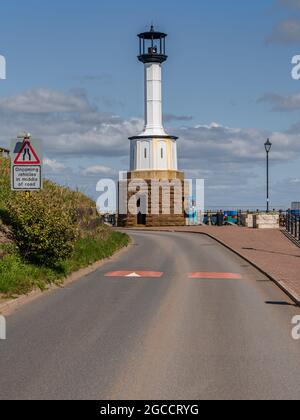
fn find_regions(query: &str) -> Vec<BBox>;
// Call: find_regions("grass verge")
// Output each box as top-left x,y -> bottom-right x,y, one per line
0,231 -> 129,297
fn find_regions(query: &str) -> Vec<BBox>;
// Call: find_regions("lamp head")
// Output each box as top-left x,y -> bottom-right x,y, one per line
264,139 -> 272,153
138,25 -> 168,64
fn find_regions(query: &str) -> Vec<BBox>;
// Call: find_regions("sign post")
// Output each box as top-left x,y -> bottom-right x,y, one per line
11,133 -> 43,191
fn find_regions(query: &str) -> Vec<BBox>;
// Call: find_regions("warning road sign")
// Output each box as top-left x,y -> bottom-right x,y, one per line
14,140 -> 41,165
12,166 -> 42,191
11,134 -> 43,191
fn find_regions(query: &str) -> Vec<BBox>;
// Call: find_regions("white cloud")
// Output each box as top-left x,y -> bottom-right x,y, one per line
177,124 -> 291,164
0,88 -> 300,206
43,158 -> 67,173
0,88 -> 142,157
82,165 -> 116,176
0,88 -> 299,167
0,88 -> 93,114
194,122 -> 224,129
276,0 -> 300,10
259,92 -> 300,111
266,1 -> 300,44
267,18 -> 300,44
163,114 -> 194,123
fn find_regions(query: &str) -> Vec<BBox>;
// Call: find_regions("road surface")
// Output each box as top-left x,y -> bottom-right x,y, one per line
1,231 -> 300,400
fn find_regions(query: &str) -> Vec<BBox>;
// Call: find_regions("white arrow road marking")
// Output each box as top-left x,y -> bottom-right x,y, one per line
125,272 -> 142,278
105,271 -> 164,278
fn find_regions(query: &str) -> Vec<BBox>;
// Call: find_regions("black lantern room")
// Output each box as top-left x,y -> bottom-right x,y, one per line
138,25 -> 168,64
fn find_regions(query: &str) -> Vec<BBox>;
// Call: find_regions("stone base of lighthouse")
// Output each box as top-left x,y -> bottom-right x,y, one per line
118,170 -> 186,228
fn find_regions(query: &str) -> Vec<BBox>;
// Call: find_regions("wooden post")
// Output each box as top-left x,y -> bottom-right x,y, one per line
25,191 -> 31,203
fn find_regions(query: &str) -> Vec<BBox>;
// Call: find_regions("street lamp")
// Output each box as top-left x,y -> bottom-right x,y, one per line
264,139 -> 272,213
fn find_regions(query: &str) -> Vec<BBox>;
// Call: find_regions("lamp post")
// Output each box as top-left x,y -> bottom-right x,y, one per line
264,139 -> 272,213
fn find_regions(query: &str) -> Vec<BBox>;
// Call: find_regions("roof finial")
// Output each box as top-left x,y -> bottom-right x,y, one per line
150,23 -> 154,32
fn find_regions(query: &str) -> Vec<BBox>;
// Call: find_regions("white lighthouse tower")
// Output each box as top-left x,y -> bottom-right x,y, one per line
119,26 -> 185,227
129,26 -> 178,172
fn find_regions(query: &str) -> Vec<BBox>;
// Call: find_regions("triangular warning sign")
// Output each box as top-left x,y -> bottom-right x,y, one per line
14,140 -> 40,165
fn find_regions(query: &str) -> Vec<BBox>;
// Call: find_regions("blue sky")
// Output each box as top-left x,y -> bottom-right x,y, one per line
1,0 -> 300,208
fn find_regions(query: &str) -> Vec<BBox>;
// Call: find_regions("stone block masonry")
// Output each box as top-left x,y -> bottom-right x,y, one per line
118,170 -> 186,228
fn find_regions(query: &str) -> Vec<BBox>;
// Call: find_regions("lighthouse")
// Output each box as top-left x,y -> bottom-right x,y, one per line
129,26 -> 178,172
118,26 -> 186,227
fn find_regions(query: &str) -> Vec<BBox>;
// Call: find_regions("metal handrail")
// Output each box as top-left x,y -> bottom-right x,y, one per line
286,212 -> 300,243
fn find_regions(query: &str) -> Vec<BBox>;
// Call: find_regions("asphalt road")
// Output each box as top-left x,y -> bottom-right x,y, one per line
1,231 -> 300,400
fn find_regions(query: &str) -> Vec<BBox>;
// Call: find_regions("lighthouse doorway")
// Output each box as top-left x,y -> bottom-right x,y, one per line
137,197 -> 147,225
137,211 -> 146,225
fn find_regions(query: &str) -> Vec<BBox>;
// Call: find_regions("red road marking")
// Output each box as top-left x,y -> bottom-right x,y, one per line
189,272 -> 242,279
105,271 -> 163,278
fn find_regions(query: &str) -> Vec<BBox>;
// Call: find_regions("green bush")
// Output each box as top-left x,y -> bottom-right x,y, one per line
7,186 -> 79,266
0,231 -> 130,296
0,158 -> 11,212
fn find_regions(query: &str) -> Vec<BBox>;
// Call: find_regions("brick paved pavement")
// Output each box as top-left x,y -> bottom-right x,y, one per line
126,226 -> 300,304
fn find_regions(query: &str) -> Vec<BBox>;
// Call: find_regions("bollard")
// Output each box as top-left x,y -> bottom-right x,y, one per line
208,211 -> 212,226
0,315 -> 6,340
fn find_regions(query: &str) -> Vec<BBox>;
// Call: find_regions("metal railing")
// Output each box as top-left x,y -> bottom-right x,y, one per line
286,212 -> 300,243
